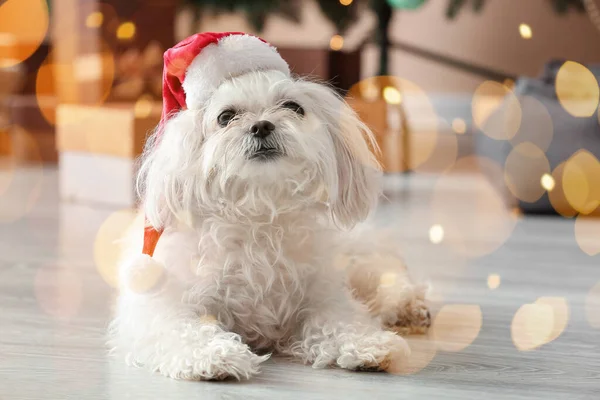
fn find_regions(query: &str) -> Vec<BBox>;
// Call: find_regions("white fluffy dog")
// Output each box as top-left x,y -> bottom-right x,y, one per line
109,66 -> 430,380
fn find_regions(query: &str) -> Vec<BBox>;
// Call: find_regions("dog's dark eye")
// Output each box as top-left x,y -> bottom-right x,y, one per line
218,109 -> 237,127
281,101 -> 305,116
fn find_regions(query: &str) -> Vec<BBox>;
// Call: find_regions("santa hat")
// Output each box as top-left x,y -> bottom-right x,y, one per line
142,32 -> 290,258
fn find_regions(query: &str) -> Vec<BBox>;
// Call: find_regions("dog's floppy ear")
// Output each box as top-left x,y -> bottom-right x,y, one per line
327,100 -> 382,229
137,109 -> 204,230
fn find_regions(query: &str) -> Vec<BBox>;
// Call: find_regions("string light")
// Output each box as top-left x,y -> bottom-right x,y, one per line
383,86 -> 402,105
519,23 -> 533,39
429,224 -> 444,244
540,173 -> 555,192
487,274 -> 501,290
329,35 -> 344,51
85,11 -> 103,28
117,21 -> 136,40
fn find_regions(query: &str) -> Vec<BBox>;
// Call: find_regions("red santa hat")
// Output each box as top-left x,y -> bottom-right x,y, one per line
142,32 -> 290,257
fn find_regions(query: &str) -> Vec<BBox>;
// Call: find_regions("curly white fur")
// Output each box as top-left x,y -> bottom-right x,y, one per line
109,70 -> 414,381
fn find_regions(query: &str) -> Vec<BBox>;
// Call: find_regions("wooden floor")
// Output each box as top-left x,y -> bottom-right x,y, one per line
1,168 -> 599,399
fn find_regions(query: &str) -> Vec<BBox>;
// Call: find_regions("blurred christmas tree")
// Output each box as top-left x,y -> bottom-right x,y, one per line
184,0 -> 359,32
446,0 -> 584,18
184,0 -> 587,76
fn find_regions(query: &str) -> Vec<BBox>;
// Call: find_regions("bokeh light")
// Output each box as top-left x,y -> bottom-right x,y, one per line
574,214 -> 600,256
504,142 -> 551,203
117,22 -> 136,40
452,118 -> 467,134
349,76 -> 440,172
340,0 -> 354,5
585,282 -> 600,329
0,0 -> 49,68
389,334 -> 437,375
519,23 -> 533,39
415,118 -> 459,172
472,81 -> 522,140
548,162 -> 578,217
540,173 -> 555,192
93,209 -> 143,288
555,61 -> 600,118
487,274 -> 501,290
512,303 -> 554,351
512,298 -> 568,351
432,156 -> 518,258
509,96 -> 553,152
383,86 -> 402,105
429,224 -> 444,244
36,43 -> 116,126
563,150 -> 600,215
379,272 -> 397,287
86,11 -> 104,28
535,297 -> 569,343
329,35 -> 344,51
134,94 -> 154,118
431,304 -> 482,352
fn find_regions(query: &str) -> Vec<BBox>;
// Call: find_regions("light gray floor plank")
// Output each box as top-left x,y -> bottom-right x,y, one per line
0,168 -> 599,399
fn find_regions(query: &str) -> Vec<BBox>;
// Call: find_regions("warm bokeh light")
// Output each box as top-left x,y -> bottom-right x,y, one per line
512,298 -> 568,351
509,96 -> 554,152
432,304 -> 482,352
37,44 -> 115,125
358,81 -> 379,102
585,282 -> 600,329
540,173 -> 555,192
548,162 -> 578,217
519,23 -> 533,39
563,149 -> 600,214
472,81 -> 522,140
574,214 -> 600,256
34,265 -> 83,322
535,297 -> 569,343
416,118 -> 459,173
0,128 -> 44,223
86,11 -> 104,28
429,224 -> 444,244
504,142 -> 551,203
487,274 -> 501,290
379,272 -> 397,287
93,209 -> 143,288
389,335 -> 437,375
117,21 -> 136,40
340,0 -> 354,5
556,61 -> 600,118
512,303 -> 554,351
329,35 -> 344,51
383,86 -> 402,105
134,95 -> 154,118
347,76 -> 440,172
452,118 -> 467,134
0,0 -> 49,68
432,156 -> 518,258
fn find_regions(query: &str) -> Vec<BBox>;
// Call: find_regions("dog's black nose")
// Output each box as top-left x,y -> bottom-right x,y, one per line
250,120 -> 275,138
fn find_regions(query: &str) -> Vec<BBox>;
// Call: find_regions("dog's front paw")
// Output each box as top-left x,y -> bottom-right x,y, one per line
380,285 -> 431,335
153,337 -> 269,381
337,330 -> 409,372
